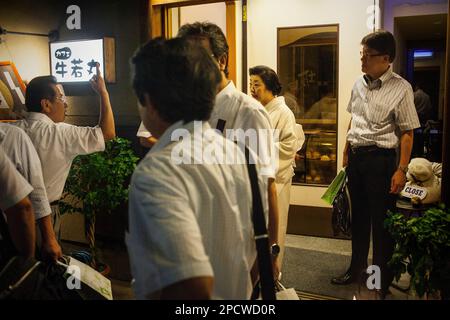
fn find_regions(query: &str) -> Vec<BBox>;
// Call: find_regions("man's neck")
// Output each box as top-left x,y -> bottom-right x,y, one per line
367,65 -> 390,81
218,73 -> 230,92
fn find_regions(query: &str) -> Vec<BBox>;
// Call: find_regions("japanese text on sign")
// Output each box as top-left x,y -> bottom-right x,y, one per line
50,39 -> 104,83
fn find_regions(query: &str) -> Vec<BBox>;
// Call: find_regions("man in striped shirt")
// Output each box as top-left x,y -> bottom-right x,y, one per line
331,31 -> 420,299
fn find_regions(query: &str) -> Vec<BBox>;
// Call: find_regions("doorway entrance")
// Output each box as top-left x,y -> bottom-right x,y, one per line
149,0 -> 238,84
395,13 -> 447,161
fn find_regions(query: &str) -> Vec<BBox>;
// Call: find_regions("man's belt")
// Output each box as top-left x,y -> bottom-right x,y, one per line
350,145 -> 394,154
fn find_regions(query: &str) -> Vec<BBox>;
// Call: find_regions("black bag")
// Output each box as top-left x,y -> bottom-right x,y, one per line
331,175 -> 352,237
0,210 -> 80,300
0,256 -> 82,300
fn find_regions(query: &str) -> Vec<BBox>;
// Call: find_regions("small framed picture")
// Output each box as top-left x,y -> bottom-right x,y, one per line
0,61 -> 27,120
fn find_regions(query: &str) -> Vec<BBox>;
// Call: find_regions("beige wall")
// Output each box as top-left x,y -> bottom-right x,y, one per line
181,2 -> 227,34
247,0 -> 378,207
170,2 -> 227,38
0,2 -> 62,82
169,1 -> 243,91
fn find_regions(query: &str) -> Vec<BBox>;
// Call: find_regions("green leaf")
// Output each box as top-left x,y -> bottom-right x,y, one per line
61,137 -> 138,221
385,204 -> 450,296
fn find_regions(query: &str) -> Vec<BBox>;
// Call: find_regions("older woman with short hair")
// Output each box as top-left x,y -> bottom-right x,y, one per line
250,65 -> 301,271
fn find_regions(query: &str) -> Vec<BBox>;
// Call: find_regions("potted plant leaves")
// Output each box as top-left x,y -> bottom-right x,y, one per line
60,137 -> 139,272
385,204 -> 450,299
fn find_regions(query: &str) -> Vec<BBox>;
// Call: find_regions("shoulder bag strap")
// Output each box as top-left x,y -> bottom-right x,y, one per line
244,147 -> 276,300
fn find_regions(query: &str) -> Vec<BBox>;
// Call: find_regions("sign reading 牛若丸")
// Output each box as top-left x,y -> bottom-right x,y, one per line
50,39 -> 104,83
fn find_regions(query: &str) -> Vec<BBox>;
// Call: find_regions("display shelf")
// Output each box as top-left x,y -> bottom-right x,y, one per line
293,131 -> 337,186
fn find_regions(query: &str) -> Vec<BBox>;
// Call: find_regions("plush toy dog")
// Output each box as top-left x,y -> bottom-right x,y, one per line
401,158 -> 441,205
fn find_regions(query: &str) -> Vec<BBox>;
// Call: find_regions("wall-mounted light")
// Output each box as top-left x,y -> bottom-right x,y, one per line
0,26 -> 59,43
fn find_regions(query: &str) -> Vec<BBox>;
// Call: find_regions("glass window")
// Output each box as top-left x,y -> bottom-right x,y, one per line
278,25 -> 339,186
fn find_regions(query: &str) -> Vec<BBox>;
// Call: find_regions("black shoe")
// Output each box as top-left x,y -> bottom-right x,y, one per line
331,270 -> 356,285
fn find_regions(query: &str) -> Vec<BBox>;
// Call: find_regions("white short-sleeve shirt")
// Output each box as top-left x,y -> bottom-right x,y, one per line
0,124 -> 50,219
126,121 -> 259,300
0,147 -> 33,212
14,112 -> 105,202
210,81 -> 276,178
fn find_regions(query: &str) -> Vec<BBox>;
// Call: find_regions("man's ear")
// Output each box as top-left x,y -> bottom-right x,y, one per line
40,98 -> 51,114
217,53 -> 228,73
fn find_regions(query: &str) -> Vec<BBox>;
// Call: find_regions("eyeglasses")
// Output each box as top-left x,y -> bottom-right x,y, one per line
55,95 -> 67,104
360,51 -> 385,58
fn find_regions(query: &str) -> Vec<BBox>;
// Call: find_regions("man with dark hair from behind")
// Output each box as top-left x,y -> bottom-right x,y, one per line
332,30 -> 420,299
126,37 -> 257,299
177,22 -> 281,284
14,65 -> 115,242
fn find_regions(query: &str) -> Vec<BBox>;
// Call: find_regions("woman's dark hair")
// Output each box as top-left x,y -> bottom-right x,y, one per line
249,65 -> 282,96
131,37 -> 221,123
177,22 -> 229,77
361,30 -> 396,63
25,75 -> 58,112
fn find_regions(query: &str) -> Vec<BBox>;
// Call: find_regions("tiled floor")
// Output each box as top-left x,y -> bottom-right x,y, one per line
62,234 -> 419,300
284,234 -> 417,300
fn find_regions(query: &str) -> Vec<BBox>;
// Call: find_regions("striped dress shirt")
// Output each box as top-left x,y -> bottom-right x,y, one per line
347,67 -> 420,149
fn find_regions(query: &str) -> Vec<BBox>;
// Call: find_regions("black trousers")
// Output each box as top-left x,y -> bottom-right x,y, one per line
347,147 -> 397,291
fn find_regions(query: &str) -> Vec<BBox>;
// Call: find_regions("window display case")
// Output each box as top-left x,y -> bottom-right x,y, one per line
293,130 -> 337,186
278,24 -> 338,187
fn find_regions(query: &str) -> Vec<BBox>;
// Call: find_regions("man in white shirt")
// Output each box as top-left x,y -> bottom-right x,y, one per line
0,148 -> 36,266
0,123 -> 61,261
14,64 -> 115,239
177,22 -> 280,280
126,37 -> 258,299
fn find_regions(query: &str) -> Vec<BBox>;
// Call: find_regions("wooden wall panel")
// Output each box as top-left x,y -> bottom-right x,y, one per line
226,1 -> 236,84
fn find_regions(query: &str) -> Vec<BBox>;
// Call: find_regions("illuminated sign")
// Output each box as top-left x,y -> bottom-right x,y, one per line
413,50 -> 434,59
50,39 -> 104,83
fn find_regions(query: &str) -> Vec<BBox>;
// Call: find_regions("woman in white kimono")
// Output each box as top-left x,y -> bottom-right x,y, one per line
249,66 -> 302,270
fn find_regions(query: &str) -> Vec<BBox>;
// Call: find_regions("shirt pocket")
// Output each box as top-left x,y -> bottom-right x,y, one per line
367,101 -> 393,125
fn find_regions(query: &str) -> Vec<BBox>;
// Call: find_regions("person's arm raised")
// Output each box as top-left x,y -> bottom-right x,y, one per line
90,63 -> 116,141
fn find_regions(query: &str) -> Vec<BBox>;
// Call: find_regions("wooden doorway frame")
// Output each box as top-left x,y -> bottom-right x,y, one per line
147,0 -> 237,84
443,2 -> 450,206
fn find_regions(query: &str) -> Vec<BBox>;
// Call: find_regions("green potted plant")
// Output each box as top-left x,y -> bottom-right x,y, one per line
60,137 -> 139,271
385,204 -> 450,299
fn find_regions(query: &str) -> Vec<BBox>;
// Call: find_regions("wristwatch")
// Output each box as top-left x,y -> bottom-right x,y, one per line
398,165 -> 408,174
271,244 -> 280,257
